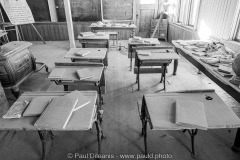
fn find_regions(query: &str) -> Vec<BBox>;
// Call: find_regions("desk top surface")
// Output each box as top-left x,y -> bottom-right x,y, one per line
129,38 -> 160,45
143,91 -> 240,130
0,91 -> 98,131
77,34 -> 109,40
49,63 -> 104,82
137,49 -> 180,61
64,48 -> 107,59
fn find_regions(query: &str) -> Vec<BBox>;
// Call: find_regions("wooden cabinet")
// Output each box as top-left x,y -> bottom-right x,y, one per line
150,19 -> 168,41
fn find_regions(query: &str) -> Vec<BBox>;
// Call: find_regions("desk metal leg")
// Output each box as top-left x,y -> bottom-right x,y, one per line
137,61 -> 140,91
130,51 -> 133,71
141,102 -> 148,156
94,119 -> 105,160
95,82 -> 103,109
64,85 -> 69,91
232,128 -> 240,152
38,131 -> 48,160
187,129 -> 198,158
173,60 -> 178,75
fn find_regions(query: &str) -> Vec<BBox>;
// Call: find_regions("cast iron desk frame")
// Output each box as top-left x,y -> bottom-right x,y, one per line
49,63 -> 105,108
128,38 -> 160,71
139,90 -> 240,158
77,35 -> 110,50
134,47 -> 179,91
0,91 -> 105,160
64,48 -> 108,67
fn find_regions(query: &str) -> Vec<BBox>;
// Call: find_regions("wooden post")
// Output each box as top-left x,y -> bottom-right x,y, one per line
63,0 -> 76,48
48,0 -> 58,22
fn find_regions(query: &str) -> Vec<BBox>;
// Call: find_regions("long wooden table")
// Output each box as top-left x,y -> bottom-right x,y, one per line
139,90 -> 240,158
0,91 -> 105,160
64,48 -> 108,67
89,25 -> 137,38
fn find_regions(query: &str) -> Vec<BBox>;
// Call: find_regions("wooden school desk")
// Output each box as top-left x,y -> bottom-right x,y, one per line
134,47 -> 179,91
77,34 -> 110,50
64,48 -> 108,67
0,91 -> 105,160
48,63 -> 105,108
138,90 -> 240,158
128,38 -> 160,70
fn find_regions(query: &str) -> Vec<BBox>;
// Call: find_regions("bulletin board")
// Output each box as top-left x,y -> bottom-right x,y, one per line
101,0 -> 134,21
0,0 -> 35,25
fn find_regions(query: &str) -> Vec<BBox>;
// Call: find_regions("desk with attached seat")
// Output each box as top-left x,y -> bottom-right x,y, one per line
64,48 -> 108,67
134,46 -> 179,91
138,90 -> 240,158
77,34 -> 109,50
0,91 -> 105,160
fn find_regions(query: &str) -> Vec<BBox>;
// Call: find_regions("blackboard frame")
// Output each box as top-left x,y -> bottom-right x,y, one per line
101,0 -> 136,22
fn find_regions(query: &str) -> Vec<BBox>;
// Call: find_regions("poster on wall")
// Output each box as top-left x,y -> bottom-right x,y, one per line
0,0 -> 35,25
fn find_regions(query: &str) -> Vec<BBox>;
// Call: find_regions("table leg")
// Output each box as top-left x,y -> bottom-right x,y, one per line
94,120 -> 105,160
11,87 -> 20,98
173,60 -> 178,75
137,61 -> 140,91
64,85 -> 69,91
232,128 -> 240,152
187,129 -> 198,158
38,131 -> 48,160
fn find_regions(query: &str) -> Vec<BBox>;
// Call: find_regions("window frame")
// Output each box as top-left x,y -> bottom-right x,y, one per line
176,0 -> 201,30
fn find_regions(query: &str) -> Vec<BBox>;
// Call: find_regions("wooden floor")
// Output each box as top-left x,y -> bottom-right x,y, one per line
0,40 -> 240,160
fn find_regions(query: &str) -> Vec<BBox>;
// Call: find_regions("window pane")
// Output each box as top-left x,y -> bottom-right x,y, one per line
140,0 -> 155,4
189,0 -> 200,26
178,0 -> 187,23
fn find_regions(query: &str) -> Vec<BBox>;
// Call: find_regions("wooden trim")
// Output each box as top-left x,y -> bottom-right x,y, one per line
229,0 -> 240,40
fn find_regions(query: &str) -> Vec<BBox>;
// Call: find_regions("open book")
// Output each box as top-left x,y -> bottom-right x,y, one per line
76,68 -> 93,80
175,100 -> 208,130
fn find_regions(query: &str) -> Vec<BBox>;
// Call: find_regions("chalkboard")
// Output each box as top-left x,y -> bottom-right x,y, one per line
102,0 -> 133,21
55,0 -> 101,22
0,0 -> 35,25
26,0 -> 50,22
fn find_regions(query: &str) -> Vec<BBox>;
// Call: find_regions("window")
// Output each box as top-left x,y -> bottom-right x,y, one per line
177,0 -> 201,29
140,0 -> 155,4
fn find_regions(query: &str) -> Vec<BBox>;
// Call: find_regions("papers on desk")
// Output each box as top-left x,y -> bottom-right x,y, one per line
76,68 -> 93,80
3,101 -> 29,119
74,50 -> 90,57
175,100 -> 208,130
48,68 -> 65,79
34,91 -> 90,129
